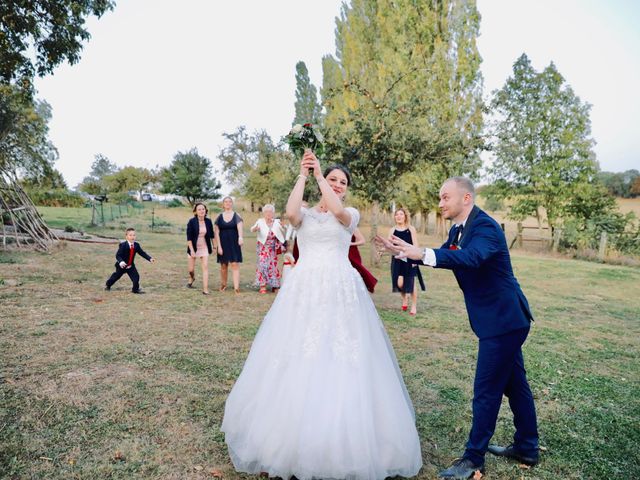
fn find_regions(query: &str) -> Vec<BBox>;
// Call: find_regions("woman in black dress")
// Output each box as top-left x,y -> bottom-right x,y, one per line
214,196 -> 244,294
388,208 -> 425,315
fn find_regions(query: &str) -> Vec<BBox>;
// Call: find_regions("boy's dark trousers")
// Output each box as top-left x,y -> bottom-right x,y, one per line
106,264 -> 141,292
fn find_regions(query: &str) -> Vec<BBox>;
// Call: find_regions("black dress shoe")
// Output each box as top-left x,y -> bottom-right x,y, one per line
104,285 -> 111,291
438,458 -> 484,479
488,444 -> 539,466
131,290 -> 145,294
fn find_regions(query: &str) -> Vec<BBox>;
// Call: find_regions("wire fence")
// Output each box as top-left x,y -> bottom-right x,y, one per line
90,201 -> 145,226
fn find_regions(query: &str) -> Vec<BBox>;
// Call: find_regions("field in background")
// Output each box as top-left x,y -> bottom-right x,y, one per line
1,204 -> 639,479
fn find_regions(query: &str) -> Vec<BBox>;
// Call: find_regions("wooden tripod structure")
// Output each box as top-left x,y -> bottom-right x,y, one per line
0,172 -> 58,251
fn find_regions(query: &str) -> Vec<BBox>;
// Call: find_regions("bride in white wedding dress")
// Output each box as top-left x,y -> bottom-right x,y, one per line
221,151 -> 422,480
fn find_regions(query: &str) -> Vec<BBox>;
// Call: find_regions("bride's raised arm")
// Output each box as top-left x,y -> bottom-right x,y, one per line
285,154 -> 309,227
306,151 -> 351,227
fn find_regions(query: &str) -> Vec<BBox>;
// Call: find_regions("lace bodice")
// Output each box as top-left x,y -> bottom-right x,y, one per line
295,207 -> 359,266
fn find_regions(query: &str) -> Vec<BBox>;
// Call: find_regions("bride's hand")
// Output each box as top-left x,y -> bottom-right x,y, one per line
302,149 -> 322,179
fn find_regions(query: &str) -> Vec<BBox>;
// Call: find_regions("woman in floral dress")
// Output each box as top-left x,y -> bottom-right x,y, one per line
250,204 -> 286,293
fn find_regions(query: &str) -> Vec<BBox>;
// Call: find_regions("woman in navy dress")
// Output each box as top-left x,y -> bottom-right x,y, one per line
214,196 -> 244,294
388,208 -> 424,315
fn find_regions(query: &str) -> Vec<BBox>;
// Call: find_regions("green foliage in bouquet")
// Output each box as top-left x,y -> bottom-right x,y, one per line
284,123 -> 324,158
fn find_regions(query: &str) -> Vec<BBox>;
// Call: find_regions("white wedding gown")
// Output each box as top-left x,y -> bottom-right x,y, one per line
221,207 -> 422,480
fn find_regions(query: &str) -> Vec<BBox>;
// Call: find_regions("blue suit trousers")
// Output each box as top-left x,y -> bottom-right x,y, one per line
464,327 -> 538,464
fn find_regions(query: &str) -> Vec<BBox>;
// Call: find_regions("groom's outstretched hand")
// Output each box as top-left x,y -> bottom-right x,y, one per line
374,235 -> 424,261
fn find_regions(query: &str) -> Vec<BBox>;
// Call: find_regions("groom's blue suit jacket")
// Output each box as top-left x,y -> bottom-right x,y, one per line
432,206 -> 533,339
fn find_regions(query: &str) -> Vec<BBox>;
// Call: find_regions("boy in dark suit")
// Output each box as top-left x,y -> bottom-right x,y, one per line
105,227 -> 155,293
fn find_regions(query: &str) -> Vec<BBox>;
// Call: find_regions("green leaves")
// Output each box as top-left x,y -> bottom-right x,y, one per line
0,84 -> 57,178
218,126 -> 299,210
322,0 -> 484,205
488,53 -> 599,229
293,61 -> 323,127
0,0 -> 115,86
283,123 -> 324,159
160,148 -> 221,206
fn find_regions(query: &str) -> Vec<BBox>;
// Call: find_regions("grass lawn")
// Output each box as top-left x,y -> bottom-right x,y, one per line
1,205 -> 639,479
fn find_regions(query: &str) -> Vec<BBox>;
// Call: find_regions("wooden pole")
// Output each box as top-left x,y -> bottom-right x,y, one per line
369,201 -> 379,266
552,228 -> 562,252
598,231 -> 608,261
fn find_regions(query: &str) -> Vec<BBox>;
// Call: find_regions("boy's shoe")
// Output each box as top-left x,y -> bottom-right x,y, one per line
132,289 -> 145,294
105,285 -> 111,291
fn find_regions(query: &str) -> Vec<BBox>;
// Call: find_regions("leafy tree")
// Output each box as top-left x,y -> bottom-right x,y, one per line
89,153 -> 118,179
0,84 -> 58,178
293,61 -> 323,126
161,148 -> 221,206
21,166 -> 68,190
323,0 -> 483,202
0,0 -> 115,87
103,166 -> 155,199
320,0 -> 484,259
597,169 -> 640,198
244,148 -> 297,213
560,181 -> 637,253
488,53 -> 598,230
631,176 -> 640,198
77,153 -> 118,194
396,160 -> 477,235
218,126 -> 263,190
219,127 -> 299,211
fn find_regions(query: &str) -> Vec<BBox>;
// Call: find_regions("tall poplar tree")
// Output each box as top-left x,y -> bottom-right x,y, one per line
293,61 -> 323,126
320,0 -> 484,258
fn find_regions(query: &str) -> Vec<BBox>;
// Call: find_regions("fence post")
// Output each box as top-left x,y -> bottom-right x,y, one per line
100,202 -> 105,225
598,231 -> 608,261
552,228 -> 562,252
151,208 -> 155,232
516,223 -> 523,248
91,203 -> 96,226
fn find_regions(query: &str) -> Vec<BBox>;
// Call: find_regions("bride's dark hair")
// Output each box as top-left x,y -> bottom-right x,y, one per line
323,164 -> 352,186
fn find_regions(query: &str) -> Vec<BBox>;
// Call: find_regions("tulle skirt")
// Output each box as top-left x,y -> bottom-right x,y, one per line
221,257 -> 422,479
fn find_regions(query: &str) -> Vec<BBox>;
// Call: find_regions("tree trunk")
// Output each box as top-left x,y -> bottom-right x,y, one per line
369,201 -> 380,266
421,209 -> 429,234
436,211 -> 445,241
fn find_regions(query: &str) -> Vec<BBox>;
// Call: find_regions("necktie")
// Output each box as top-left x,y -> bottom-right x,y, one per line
127,244 -> 135,266
450,224 -> 463,249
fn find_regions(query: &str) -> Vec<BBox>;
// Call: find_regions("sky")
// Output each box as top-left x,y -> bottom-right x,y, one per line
33,0 -> 640,191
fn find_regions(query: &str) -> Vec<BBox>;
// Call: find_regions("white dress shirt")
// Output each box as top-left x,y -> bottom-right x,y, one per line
422,218 -> 468,266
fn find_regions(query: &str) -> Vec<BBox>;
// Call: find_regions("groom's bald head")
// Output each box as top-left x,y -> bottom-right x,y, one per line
439,177 -> 475,223
444,176 -> 476,200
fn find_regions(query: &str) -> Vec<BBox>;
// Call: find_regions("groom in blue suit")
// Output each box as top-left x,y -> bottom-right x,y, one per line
378,177 -> 539,479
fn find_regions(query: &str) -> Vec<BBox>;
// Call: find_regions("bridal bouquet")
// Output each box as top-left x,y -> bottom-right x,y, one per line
284,123 -> 324,158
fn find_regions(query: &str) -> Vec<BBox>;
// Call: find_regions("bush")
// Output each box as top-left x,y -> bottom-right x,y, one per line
483,195 -> 504,212
26,189 -> 85,207
560,212 -> 640,256
165,198 -> 184,208
108,191 -> 136,204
